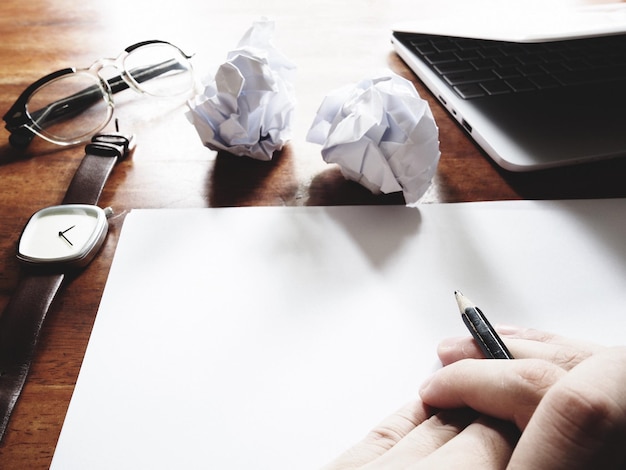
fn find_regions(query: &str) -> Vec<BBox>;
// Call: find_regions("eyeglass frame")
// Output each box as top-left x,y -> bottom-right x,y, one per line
3,39 -> 194,148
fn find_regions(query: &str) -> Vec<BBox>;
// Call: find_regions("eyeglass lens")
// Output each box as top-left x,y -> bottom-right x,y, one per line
27,73 -> 111,144
123,43 -> 193,97
24,42 -> 193,145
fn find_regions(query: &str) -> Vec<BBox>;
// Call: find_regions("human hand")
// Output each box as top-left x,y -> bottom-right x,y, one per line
321,398 -> 518,469
419,327 -> 626,469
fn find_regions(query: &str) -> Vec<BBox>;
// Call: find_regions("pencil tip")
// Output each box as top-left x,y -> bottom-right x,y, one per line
454,290 -> 472,312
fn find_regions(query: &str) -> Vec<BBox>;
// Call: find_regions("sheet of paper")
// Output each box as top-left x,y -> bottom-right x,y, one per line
51,200 -> 626,469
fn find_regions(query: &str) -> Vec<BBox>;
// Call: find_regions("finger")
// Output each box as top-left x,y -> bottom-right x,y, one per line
408,416 -> 519,469
498,326 -> 604,359
321,399 -> 431,469
437,327 -> 601,370
509,346 -> 626,470
420,358 -> 565,430
437,336 -> 592,371
360,409 -> 478,469
437,335 -> 489,364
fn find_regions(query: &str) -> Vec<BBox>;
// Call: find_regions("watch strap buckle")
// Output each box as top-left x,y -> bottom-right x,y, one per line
87,133 -> 136,161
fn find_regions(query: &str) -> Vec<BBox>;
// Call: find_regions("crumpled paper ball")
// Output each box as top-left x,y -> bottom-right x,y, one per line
306,71 -> 440,205
187,19 -> 296,161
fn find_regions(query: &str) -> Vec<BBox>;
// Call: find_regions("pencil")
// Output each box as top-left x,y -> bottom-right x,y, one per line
454,291 -> 514,359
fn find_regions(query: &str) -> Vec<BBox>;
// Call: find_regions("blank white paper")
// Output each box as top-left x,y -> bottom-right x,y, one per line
51,200 -> 626,469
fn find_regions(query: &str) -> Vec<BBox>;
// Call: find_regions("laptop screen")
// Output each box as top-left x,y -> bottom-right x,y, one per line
393,0 -> 626,43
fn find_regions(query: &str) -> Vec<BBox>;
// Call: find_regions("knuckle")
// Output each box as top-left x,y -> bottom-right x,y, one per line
366,424 -> 402,448
552,346 -> 589,370
519,328 -> 558,343
364,407 -> 422,451
513,359 -> 562,395
508,360 -> 562,427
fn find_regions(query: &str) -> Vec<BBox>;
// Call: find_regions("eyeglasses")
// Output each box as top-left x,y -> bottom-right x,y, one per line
3,40 -> 195,148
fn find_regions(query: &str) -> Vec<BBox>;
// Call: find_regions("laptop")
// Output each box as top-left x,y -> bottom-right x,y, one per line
391,2 -> 626,171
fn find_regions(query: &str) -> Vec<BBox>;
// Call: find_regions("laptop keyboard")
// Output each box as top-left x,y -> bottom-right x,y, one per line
395,32 -> 626,99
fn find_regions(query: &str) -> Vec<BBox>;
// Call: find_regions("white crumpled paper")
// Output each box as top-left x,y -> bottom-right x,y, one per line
306,72 -> 440,205
187,19 -> 296,160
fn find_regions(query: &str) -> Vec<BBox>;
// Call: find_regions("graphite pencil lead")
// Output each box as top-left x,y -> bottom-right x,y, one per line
454,290 -> 473,314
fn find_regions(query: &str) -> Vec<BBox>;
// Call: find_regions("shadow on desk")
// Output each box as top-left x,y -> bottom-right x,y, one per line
208,144 -> 407,207
209,147 -> 298,207
308,168 -> 406,206
0,143 -> 57,165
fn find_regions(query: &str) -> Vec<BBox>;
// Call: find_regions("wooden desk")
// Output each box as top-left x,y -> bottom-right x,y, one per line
0,0 -> 624,467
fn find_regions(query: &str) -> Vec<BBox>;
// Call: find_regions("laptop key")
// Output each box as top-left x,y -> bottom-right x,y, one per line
435,62 -> 474,75
471,58 -> 497,70
454,83 -> 486,99
517,64 -> 545,77
480,80 -> 512,95
425,52 -> 458,64
432,39 -> 459,53
444,70 -> 495,86
455,49 -> 482,61
530,75 -> 560,89
505,77 -> 536,92
494,67 -> 521,79
494,56 -> 520,68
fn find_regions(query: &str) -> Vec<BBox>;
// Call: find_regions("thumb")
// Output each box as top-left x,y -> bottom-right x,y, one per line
508,347 -> 626,469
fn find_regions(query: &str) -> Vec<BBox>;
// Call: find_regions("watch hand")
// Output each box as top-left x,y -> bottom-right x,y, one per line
58,230 -> 74,246
61,225 -> 76,234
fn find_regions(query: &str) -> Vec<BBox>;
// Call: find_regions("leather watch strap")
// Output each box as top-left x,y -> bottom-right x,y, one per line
62,148 -> 118,205
0,273 -> 64,436
0,132 -> 133,442
63,134 -> 133,205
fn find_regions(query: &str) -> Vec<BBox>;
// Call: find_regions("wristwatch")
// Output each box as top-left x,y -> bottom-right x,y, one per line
0,132 -> 134,441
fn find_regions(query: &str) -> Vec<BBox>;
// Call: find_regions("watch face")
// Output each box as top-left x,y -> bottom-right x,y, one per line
17,204 -> 109,267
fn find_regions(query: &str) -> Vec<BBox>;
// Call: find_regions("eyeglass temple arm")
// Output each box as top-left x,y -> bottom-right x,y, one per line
7,58 -> 187,148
